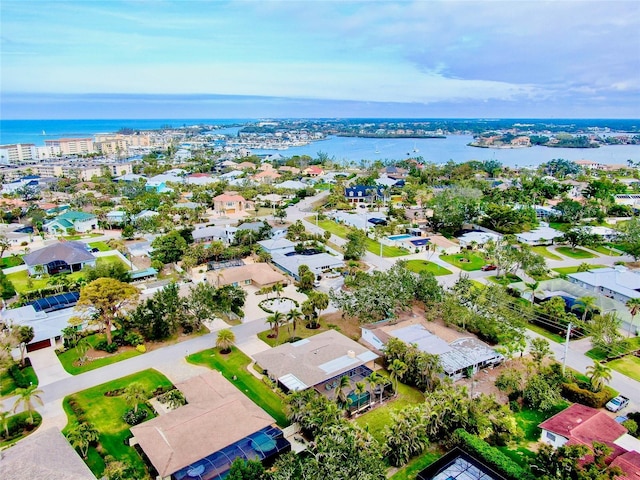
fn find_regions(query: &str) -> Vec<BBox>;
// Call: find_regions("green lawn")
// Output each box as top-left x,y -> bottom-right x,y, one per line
63,369 -> 173,479
527,323 -> 565,344
586,337 -> 640,361
552,264 -> 606,275
555,247 -> 597,259
588,245 -> 622,256
315,218 -> 409,257
607,355 -> 640,382
549,222 -> 571,232
440,253 -> 486,271
96,254 -> 131,270
531,246 -> 562,260
88,241 -> 111,252
606,242 -> 632,254
0,255 -> 24,268
187,347 -> 289,427
389,448 -> 442,480
57,334 -> 142,375
353,373 -> 425,444
404,260 -> 452,276
0,365 -> 39,397
258,326 -> 325,347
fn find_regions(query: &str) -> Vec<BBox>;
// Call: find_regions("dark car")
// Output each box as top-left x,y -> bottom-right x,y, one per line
481,264 -> 497,271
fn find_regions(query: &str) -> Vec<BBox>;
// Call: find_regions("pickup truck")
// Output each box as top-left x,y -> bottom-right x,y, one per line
606,395 -> 630,412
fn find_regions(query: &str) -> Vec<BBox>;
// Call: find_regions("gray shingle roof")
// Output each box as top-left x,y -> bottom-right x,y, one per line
23,241 -> 95,267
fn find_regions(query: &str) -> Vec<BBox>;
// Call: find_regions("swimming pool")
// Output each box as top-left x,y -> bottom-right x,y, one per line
387,234 -> 412,241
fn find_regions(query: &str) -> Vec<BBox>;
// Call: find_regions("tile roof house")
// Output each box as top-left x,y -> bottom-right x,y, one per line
303,166 -> 324,177
0,427 -> 97,480
207,263 -> 287,288
253,330 -> 379,393
610,451 -> 640,480
213,192 -> 247,215
539,403 -> 627,454
23,241 -> 96,275
44,210 -> 97,233
252,169 -> 281,184
130,371 -> 289,480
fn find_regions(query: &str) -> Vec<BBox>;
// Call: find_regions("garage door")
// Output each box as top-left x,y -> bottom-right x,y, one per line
27,339 -> 52,352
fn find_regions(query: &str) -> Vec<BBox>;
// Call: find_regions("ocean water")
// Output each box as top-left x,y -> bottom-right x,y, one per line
1,119 -> 638,168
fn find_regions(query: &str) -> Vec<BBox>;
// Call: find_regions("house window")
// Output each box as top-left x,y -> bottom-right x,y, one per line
546,432 -> 556,442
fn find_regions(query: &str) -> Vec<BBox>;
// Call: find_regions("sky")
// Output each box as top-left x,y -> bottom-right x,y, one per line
1,0 -> 639,119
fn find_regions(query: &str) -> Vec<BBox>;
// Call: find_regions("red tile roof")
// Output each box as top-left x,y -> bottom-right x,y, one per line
610,451 -> 640,480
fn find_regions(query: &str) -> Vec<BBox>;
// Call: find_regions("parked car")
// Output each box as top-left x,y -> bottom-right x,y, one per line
606,395 -> 630,412
481,264 -> 497,271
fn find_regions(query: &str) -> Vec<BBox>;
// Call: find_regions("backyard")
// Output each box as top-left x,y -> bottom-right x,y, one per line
404,260 -> 452,276
187,347 -> 289,427
314,218 -> 409,257
440,252 -> 486,271
62,369 -> 173,478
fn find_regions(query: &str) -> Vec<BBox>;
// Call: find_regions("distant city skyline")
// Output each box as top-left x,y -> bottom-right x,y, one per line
1,1 -> 639,119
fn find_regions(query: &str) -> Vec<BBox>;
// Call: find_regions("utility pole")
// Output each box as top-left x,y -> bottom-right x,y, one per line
562,322 -> 572,375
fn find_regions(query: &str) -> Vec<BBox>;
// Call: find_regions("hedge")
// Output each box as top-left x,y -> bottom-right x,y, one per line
561,383 -> 616,409
452,429 -> 534,480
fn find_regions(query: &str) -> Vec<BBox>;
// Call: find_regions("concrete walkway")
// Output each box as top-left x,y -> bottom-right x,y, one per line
27,347 -> 71,386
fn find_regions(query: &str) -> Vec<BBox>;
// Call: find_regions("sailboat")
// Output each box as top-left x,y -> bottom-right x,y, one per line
413,142 -> 419,153
42,130 -> 46,136
374,142 -> 380,154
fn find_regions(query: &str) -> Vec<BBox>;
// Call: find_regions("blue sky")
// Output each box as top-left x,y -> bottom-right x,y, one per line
1,0 -> 639,119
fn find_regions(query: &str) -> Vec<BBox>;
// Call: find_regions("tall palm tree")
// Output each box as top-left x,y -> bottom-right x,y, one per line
13,385 -> 44,424
266,311 -> 284,341
586,361 -> 612,392
334,375 -> 352,406
216,328 -> 235,354
573,296 -> 598,323
626,298 -> 640,337
388,359 -> 407,396
354,381 -> 367,410
272,282 -> 284,300
286,309 -> 303,340
123,383 -> 147,414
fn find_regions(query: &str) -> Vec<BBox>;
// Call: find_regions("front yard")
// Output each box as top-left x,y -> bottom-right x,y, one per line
440,252 -> 487,271
404,260 -> 452,276
555,247 -> 597,259
62,369 -> 173,478
314,218 -> 409,257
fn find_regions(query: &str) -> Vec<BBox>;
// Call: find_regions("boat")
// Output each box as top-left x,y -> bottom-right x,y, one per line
413,142 -> 419,153
42,130 -> 46,136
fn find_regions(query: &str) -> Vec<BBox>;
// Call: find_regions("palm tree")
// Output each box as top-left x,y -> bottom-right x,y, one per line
334,375 -> 351,406
586,361 -> 612,392
524,281 -> 540,305
13,385 -> 44,424
286,309 -> 303,340
266,311 -> 284,341
573,296 -> 598,323
626,298 -> 640,337
66,422 -> 99,458
354,381 -> 367,410
0,410 -> 10,437
272,282 -> 284,300
388,359 -> 407,396
216,328 -> 235,353
123,383 -> 147,414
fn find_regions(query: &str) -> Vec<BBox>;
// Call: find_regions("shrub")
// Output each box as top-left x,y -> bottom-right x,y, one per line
135,344 -> 146,353
452,429 -> 534,480
125,332 -> 144,347
122,408 -> 148,426
561,382 -> 616,409
8,364 -> 30,388
95,340 -> 119,353
68,398 -> 88,423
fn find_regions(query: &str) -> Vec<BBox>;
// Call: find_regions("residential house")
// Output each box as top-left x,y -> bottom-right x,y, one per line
303,166 -> 324,177
253,330 -> 379,394
568,266 -> 640,303
213,192 -> 247,215
23,241 -> 96,275
457,231 -> 502,248
0,223 -> 32,245
130,371 -> 290,480
192,225 -> 237,245
515,224 -> 564,246
271,250 -> 344,279
344,185 -> 387,204
537,402 -> 640,479
253,169 -> 281,184
207,263 -> 287,288
361,323 -> 503,381
426,235 -> 460,254
0,427 -> 97,480
416,447 -> 507,480
257,237 -> 296,255
43,211 -> 97,234
277,180 -> 308,191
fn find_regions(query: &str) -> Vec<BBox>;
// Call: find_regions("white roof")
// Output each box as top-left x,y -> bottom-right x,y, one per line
458,231 -> 501,244
569,267 -> 640,299
277,180 -> 308,190
516,225 -> 564,242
